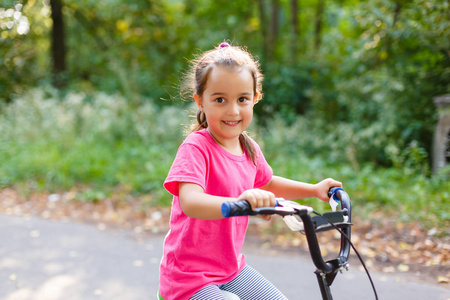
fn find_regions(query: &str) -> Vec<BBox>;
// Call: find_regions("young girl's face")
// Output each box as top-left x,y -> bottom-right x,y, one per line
195,65 -> 256,149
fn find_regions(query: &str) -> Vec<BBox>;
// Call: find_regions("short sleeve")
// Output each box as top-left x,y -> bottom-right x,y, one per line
164,143 -> 207,196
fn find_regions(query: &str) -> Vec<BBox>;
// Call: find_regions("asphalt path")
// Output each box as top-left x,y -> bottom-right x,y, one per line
1,214 -> 449,300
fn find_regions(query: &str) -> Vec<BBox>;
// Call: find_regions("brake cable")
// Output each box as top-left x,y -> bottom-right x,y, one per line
312,210 -> 379,300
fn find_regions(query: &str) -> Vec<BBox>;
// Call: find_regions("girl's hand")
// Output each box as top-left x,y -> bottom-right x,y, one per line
238,189 -> 276,221
315,178 -> 343,202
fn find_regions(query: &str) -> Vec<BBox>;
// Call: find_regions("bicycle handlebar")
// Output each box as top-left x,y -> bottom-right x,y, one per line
304,187 -> 352,274
331,187 -> 351,261
221,187 -> 352,276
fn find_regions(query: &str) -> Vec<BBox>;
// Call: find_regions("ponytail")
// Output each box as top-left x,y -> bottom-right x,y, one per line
239,132 -> 257,166
191,110 -> 208,132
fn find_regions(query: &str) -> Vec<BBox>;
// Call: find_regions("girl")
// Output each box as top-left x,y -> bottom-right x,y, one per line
159,42 -> 342,300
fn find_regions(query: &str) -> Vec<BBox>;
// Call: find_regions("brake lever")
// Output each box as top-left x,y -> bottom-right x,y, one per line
277,199 -> 314,214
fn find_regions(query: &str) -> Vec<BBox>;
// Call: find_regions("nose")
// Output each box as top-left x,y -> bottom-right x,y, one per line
227,102 -> 239,116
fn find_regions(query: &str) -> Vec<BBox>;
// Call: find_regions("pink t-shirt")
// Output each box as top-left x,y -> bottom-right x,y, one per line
159,129 -> 273,300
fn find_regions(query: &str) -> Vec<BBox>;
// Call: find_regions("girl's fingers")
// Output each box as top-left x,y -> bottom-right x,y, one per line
317,178 -> 343,201
239,189 -> 275,209
258,190 -> 275,208
260,215 -> 272,221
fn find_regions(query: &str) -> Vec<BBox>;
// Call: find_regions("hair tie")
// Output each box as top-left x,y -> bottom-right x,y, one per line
219,42 -> 230,48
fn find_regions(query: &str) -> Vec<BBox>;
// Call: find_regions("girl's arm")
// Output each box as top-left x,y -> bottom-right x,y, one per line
260,176 -> 342,202
179,182 -> 276,220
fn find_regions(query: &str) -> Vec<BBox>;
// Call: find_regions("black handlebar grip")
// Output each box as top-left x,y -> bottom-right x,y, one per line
221,200 -> 253,217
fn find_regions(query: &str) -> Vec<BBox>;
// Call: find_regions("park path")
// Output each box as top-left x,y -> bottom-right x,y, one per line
1,214 -> 449,300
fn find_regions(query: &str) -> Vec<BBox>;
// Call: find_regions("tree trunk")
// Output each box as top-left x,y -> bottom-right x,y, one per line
256,0 -> 269,61
290,0 -> 300,60
256,0 -> 280,62
314,0 -> 324,52
268,0 -> 280,62
385,2 -> 401,59
50,0 -> 67,88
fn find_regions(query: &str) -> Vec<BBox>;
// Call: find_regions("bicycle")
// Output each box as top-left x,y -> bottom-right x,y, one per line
221,187 -> 378,300
158,187 -> 378,300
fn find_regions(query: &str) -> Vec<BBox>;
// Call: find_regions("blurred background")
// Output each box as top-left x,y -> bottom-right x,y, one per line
0,0 -> 449,233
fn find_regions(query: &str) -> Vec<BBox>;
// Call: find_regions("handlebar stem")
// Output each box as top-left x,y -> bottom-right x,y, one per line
299,213 -> 335,274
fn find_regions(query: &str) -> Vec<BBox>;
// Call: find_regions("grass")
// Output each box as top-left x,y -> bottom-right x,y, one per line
0,87 -> 448,233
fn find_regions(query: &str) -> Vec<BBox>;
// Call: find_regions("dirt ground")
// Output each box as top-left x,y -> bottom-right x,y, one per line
1,187 -> 448,286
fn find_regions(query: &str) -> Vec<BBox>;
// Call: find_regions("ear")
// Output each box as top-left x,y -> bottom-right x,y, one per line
194,94 -> 203,110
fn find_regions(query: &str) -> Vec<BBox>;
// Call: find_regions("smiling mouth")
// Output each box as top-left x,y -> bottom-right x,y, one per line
223,121 -> 241,126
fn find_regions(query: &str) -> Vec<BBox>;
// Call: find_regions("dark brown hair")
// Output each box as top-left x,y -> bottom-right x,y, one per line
182,43 -> 264,164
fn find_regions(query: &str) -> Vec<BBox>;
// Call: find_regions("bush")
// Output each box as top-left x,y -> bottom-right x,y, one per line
257,115 -> 449,230
0,86 -> 189,205
1,87 -> 448,230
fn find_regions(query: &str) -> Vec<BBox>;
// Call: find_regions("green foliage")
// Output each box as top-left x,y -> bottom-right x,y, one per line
0,2 -> 50,101
257,117 -> 449,228
1,88 -> 448,228
0,87 -> 189,205
1,0 -> 449,226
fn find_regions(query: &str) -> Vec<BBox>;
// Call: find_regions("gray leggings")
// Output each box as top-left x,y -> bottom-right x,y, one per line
190,265 -> 288,300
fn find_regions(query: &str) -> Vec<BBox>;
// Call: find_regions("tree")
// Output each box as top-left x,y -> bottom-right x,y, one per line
50,0 -> 67,88
314,0 -> 325,52
290,0 -> 300,61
